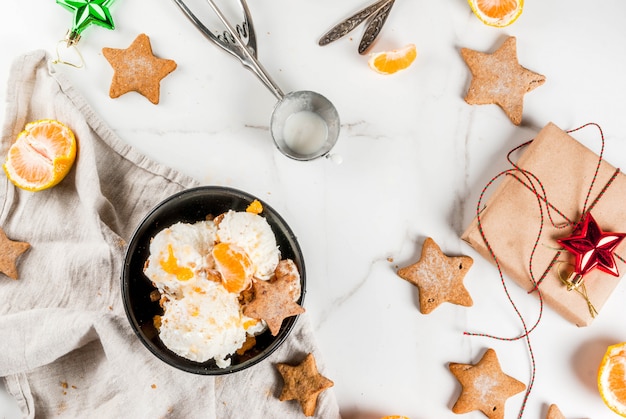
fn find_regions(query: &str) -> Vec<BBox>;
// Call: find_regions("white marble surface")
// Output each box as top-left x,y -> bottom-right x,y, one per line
2,0 -> 626,418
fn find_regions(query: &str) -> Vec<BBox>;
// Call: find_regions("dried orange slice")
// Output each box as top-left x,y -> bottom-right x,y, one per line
368,44 -> 417,75
468,0 -> 523,27
3,119 -> 77,192
598,342 -> 626,417
212,242 -> 253,293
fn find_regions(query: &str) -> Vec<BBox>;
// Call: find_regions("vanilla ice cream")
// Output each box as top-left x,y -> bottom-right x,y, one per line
144,208 -> 299,367
216,210 -> 280,280
144,220 -> 217,297
158,281 -> 264,367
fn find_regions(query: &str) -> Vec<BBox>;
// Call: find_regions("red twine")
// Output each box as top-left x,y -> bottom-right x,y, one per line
463,123 -> 621,418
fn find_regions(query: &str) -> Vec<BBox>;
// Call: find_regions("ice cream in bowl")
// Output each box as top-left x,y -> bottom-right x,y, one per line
121,186 -> 305,374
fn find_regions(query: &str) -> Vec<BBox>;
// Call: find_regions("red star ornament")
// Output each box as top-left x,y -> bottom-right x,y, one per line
557,212 -> 626,277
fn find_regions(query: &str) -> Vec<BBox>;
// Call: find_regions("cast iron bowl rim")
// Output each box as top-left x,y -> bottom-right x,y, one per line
121,185 -> 306,375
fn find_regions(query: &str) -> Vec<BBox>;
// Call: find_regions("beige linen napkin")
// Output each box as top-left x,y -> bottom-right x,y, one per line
0,50 -> 340,419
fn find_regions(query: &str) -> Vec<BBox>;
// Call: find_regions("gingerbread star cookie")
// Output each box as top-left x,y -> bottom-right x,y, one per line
546,404 -> 565,419
0,227 -> 30,279
397,237 -> 473,314
103,33 -> 177,104
276,353 -> 334,417
461,36 -> 545,125
242,274 -> 305,336
449,348 -> 526,419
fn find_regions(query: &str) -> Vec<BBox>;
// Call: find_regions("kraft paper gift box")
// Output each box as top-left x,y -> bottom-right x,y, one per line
462,122 -> 626,326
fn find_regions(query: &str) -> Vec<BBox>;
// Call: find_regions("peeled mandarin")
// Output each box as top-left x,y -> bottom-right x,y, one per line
3,119 -> 77,191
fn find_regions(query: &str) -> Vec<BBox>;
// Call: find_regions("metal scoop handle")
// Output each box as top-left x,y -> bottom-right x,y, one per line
171,0 -> 284,100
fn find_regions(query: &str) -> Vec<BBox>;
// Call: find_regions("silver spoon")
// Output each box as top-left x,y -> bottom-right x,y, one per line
171,0 -> 340,161
318,0 -> 395,55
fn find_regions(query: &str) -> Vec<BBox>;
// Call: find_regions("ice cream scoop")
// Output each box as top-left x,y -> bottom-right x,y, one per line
171,0 -> 340,161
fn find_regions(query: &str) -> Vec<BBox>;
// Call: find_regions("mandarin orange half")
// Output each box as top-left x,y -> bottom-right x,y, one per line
598,342 -> 626,417
3,119 -> 77,191
468,0 -> 523,27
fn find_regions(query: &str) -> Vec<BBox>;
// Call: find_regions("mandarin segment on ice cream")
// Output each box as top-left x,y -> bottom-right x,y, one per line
143,209 -> 302,367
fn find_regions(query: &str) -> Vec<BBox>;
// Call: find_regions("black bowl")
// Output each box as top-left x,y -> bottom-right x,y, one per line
121,186 -> 306,375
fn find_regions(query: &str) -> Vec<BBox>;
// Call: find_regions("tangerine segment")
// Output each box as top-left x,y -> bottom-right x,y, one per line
368,44 -> 417,75
3,119 -> 77,191
468,0 -> 523,27
246,199 -> 263,214
212,242 -> 253,293
598,342 -> 626,417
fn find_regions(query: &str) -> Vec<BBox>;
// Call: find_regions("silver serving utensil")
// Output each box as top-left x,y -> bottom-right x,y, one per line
171,0 -> 340,161
318,0 -> 395,54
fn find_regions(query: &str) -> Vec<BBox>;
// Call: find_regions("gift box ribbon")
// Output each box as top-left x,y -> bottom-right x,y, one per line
465,122 -> 624,418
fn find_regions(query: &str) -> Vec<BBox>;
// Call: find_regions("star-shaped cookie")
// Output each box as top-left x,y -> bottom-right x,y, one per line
397,237 -> 473,314
449,348 -> 526,419
242,275 -> 305,336
276,353 -> 334,417
546,404 -> 565,419
461,36 -> 545,125
103,33 -> 177,104
0,227 -> 30,280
